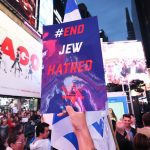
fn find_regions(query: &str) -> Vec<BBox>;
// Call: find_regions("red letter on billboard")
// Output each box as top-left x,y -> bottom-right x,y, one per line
18,46 -> 29,65
1,37 -> 15,60
30,54 -> 39,71
64,27 -> 70,37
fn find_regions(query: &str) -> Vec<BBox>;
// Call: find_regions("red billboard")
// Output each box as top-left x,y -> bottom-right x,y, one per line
3,0 -> 38,28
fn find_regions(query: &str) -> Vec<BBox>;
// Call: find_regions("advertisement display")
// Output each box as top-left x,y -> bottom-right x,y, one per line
107,92 -> 129,120
0,11 -> 42,98
102,41 -> 149,84
41,17 -> 107,113
3,0 -> 38,28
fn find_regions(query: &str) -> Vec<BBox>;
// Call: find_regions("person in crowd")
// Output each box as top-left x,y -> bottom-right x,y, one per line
108,108 -> 117,131
122,114 -> 136,142
30,111 -> 40,122
13,115 -> 20,126
24,119 -> 36,150
30,122 -> 51,150
137,112 -> 150,138
134,133 -> 150,150
0,135 -> 6,150
21,112 -> 29,124
14,124 -> 24,135
6,130 -> 26,150
115,121 -> 133,150
7,112 -> 16,133
0,117 -> 8,140
58,106 -> 96,150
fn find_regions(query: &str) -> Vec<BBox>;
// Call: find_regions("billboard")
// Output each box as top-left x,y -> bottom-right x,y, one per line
0,10 -> 42,98
41,17 -> 107,113
102,41 -> 149,84
3,0 -> 38,28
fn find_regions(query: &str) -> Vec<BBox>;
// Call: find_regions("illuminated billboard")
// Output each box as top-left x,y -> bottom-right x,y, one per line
102,41 -> 149,84
0,10 -> 42,98
3,0 -> 38,28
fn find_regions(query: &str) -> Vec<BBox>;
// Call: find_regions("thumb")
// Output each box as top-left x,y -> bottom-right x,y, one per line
66,106 -> 75,116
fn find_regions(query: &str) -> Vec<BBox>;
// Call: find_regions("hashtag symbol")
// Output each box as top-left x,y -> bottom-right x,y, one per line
55,28 -> 64,38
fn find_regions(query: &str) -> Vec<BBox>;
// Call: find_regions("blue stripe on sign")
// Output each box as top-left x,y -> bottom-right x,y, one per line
65,0 -> 78,14
92,119 -> 104,137
64,132 -> 79,150
52,114 -> 68,124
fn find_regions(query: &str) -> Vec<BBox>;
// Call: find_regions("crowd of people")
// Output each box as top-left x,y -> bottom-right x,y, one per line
0,110 -> 41,150
0,106 -> 150,150
105,58 -> 147,84
109,109 -> 150,150
0,105 -> 96,150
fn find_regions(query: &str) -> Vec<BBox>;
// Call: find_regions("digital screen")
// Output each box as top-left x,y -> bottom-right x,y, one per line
4,0 -> 38,28
108,92 -> 129,120
108,102 -> 124,120
102,41 -> 149,84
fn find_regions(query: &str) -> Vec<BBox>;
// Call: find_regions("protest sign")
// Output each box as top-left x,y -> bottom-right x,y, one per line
41,17 -> 107,113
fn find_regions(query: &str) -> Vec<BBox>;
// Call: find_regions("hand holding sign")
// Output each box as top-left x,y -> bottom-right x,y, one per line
57,105 -> 96,150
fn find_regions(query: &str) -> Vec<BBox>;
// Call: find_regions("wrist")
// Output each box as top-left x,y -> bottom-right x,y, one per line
74,127 -> 95,150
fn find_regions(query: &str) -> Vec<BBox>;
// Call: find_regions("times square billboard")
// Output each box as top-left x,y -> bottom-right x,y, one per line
2,0 -> 63,33
0,10 -> 42,98
2,0 -> 38,28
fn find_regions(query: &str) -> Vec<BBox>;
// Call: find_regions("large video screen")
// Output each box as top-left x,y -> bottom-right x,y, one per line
102,41 -> 149,84
4,0 -> 38,28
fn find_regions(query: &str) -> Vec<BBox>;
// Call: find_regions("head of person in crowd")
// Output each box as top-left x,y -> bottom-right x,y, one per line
14,115 -> 20,123
123,114 -> 132,129
36,122 -> 50,139
108,108 -> 117,121
7,131 -> 26,150
137,112 -> 150,138
1,117 -> 8,126
134,133 -> 150,150
7,112 -> 12,119
115,120 -> 125,135
142,112 -> 150,127
0,117 -> 8,140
